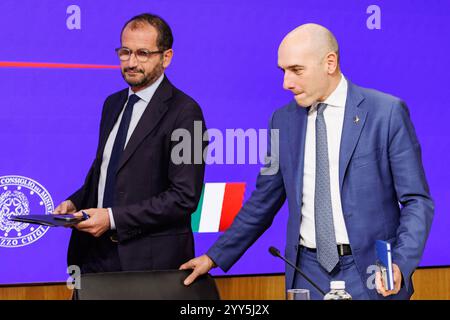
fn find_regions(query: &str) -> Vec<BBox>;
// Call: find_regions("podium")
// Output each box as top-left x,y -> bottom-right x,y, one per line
74,270 -> 220,300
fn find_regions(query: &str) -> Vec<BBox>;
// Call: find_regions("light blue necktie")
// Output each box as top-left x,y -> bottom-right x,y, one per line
315,103 -> 339,273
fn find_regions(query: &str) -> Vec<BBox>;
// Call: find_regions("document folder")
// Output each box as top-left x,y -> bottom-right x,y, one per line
9,214 -> 81,227
375,240 -> 394,290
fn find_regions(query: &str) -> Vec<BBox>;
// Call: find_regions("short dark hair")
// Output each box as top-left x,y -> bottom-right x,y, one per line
121,13 -> 173,51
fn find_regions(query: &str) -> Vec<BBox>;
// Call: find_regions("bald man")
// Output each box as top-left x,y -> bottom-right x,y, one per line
180,24 -> 433,300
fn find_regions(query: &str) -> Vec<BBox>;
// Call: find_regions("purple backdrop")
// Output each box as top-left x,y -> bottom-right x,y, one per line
0,0 -> 448,285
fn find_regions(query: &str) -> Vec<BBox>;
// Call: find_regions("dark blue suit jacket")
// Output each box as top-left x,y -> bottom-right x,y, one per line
207,80 -> 434,299
67,77 -> 207,272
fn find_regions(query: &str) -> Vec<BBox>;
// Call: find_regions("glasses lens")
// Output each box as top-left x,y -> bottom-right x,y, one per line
135,49 -> 151,62
117,48 -> 130,61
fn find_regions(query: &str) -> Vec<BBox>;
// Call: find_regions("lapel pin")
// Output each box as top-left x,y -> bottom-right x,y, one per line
354,115 -> 360,124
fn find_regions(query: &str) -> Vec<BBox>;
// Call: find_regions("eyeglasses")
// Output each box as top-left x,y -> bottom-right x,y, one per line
115,47 -> 164,62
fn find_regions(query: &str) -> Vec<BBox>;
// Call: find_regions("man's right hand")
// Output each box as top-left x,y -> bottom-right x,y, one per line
53,200 -> 77,214
179,255 -> 216,286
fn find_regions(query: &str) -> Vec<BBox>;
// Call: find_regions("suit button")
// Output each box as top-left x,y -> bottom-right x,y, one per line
110,233 -> 119,243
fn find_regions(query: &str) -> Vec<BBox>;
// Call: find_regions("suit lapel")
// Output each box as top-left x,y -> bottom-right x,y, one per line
287,101 -> 309,207
339,81 -> 367,190
97,89 -> 129,159
116,76 -> 173,173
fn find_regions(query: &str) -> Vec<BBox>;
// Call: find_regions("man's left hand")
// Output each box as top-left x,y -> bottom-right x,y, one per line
375,263 -> 402,297
73,208 -> 110,238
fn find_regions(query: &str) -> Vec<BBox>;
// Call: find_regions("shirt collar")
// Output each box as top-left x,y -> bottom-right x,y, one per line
311,74 -> 348,111
128,73 -> 165,103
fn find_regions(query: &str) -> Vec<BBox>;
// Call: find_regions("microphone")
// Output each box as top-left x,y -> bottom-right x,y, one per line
269,246 -> 326,296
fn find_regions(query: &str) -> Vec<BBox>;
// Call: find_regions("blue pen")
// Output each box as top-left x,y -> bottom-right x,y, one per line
81,210 -> 90,220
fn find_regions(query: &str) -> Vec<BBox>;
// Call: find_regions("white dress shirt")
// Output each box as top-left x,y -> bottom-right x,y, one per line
299,74 -> 350,248
97,73 -> 165,230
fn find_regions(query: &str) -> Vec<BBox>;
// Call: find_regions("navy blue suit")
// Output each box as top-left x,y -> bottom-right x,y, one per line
67,77 -> 207,273
207,80 -> 434,299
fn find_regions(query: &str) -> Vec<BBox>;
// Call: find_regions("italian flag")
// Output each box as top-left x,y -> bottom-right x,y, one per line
191,182 -> 246,233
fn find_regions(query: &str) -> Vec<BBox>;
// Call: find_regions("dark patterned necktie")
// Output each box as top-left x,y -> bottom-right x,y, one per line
102,94 -> 140,208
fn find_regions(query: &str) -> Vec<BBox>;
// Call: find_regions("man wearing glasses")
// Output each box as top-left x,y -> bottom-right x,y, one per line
53,13 -> 207,274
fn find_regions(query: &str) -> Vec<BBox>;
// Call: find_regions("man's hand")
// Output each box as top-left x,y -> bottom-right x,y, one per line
72,208 -> 110,238
375,263 -> 402,297
179,255 -> 216,286
53,200 -> 76,214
